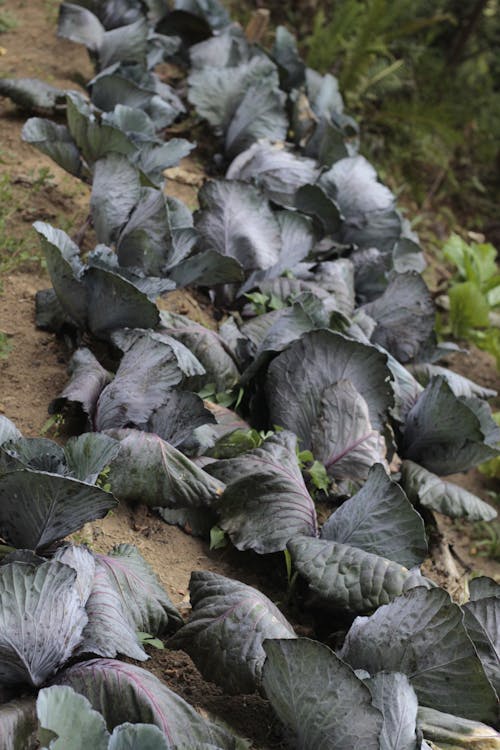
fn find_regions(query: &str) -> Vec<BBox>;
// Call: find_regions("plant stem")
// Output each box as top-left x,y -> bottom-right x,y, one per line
447,0 -> 489,68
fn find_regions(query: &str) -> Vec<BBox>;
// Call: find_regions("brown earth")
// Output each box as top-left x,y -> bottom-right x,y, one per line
0,1 -> 499,747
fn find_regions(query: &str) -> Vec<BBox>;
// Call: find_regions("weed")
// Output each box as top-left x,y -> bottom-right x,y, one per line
70,529 -> 95,549
197,382 -> 244,409
0,169 -> 64,277
137,632 -> 165,650
0,174 -> 32,274
96,465 -> 112,494
40,413 -> 65,438
43,0 -> 60,23
209,525 -> 228,550
0,9 -> 17,33
469,520 -> 500,561
297,449 -> 330,493
244,291 -> 285,315
0,332 -> 12,360
30,166 -> 55,193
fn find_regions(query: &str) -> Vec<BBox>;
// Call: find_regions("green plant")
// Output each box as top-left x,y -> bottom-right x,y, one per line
197,382 -> 244,409
304,1 -> 452,101
209,525 -> 228,550
96,465 -> 112,493
137,631 -> 165,650
297,449 -> 330,492
470,520 -> 500,560
0,332 -> 12,360
0,173 -> 47,276
40,412 -> 65,437
244,291 -> 286,315
442,233 -> 500,364
304,0 -> 500,217
29,166 -> 55,192
0,9 -> 17,33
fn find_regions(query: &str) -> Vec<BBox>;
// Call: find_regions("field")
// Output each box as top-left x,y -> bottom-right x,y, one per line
0,0 -> 500,750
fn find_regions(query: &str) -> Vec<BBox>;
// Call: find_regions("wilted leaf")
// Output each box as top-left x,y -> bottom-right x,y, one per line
50,348 -> 112,429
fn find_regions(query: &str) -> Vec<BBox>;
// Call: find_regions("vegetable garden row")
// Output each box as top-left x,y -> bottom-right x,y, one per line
0,0 -> 499,747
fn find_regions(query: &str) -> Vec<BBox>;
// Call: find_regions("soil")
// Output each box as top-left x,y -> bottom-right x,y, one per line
0,2 -> 499,747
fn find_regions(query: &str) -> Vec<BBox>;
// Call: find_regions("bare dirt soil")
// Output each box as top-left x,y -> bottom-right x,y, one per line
0,2 -> 499,746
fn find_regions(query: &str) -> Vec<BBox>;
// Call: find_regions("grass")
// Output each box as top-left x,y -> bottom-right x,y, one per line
0,168 -> 62,279
469,518 -> 500,561
453,504 -> 500,563
0,9 -> 17,33
43,0 -> 60,23
0,174 -> 42,277
0,331 -> 12,360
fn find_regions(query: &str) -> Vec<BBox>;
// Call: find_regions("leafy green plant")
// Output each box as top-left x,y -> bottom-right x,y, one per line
137,632 -> 165,650
297,449 -> 330,492
197,382 -> 244,409
209,524 -> 228,550
442,233 -> 500,364
207,428 -> 274,459
96,465 -> 112,493
244,291 -> 285,315
40,412 -> 65,437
